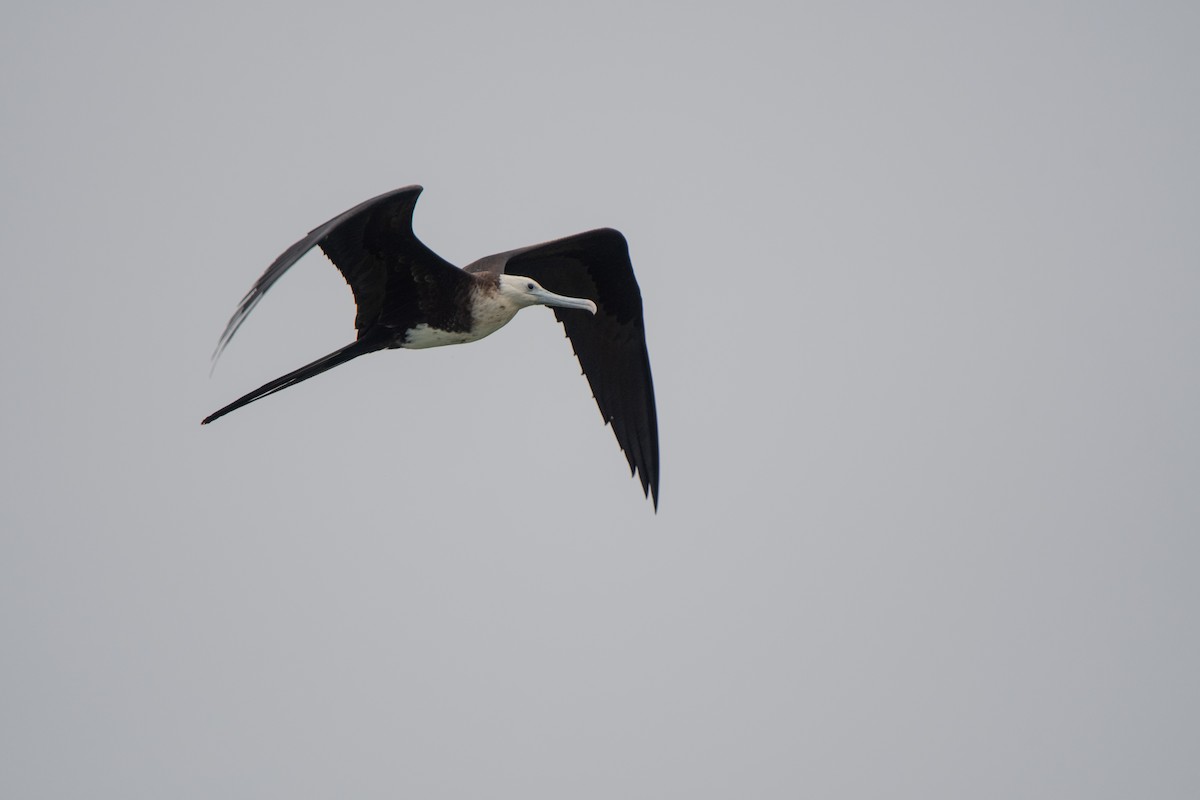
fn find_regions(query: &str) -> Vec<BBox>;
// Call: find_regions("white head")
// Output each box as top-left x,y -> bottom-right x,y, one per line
498,274 -> 598,314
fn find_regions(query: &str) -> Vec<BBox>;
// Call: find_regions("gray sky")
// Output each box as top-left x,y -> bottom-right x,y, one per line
2,2 -> 1197,797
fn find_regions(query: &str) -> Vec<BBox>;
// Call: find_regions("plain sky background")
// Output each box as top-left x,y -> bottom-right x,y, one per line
2,1 -> 1197,797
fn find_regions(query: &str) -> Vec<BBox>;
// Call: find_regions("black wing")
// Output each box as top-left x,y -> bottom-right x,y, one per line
211,185 -> 458,365
467,229 -> 659,508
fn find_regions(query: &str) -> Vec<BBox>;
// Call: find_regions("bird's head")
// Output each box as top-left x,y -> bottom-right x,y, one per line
498,274 -> 597,314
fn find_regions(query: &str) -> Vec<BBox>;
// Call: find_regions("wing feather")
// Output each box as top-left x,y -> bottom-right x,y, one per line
211,185 -> 445,365
470,229 -> 660,507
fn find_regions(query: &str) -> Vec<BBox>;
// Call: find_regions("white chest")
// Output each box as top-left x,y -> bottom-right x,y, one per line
471,292 -> 522,339
400,291 -> 522,349
401,324 -> 479,348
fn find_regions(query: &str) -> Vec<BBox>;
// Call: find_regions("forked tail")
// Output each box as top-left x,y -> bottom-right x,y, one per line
201,331 -> 390,425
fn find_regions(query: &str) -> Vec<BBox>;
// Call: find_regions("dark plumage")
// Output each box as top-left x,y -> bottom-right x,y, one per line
203,185 -> 659,508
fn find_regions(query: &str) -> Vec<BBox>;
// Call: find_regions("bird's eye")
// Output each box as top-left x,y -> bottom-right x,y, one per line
527,282 -> 535,290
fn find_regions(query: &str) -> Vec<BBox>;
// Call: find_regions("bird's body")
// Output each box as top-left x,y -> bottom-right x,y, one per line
392,274 -> 575,348
203,185 -> 659,508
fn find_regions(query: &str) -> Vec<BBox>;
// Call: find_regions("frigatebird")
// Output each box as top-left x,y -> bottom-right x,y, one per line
203,185 -> 659,508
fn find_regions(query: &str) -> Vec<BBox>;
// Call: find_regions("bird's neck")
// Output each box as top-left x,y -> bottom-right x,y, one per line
469,280 -> 523,340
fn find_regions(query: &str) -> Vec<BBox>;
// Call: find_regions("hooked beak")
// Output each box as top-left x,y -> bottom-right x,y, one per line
532,288 -> 598,315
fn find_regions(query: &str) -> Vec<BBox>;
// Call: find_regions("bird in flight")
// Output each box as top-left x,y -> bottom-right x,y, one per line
203,185 -> 659,508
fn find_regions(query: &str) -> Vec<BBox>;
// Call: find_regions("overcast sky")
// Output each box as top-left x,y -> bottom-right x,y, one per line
2,2 -> 1197,798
